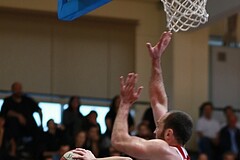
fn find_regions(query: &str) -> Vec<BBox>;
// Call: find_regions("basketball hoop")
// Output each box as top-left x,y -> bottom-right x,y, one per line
161,0 -> 209,32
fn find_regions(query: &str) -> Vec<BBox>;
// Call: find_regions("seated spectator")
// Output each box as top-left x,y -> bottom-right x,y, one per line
197,153 -> 208,160
86,111 -> 101,135
52,144 -> 71,160
222,106 -> 240,129
71,130 -> 87,149
86,124 -> 106,157
141,107 -> 155,133
222,151 -> 236,160
62,96 -> 87,145
219,114 -> 240,159
42,119 -> 67,159
135,122 -> 153,140
196,102 -> 220,160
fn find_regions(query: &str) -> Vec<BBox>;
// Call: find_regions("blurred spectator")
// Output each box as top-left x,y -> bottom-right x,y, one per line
0,115 -> 17,160
52,144 -> 71,160
197,153 -> 208,160
0,82 -> 42,159
222,106 -> 240,129
42,119 -> 67,159
86,124 -> 106,157
196,102 -> 220,160
62,96 -> 87,144
102,95 -> 134,153
219,114 -> 240,159
222,151 -> 236,160
86,111 -> 101,135
71,130 -> 87,149
142,107 -> 155,133
104,95 -> 134,137
136,122 -> 153,140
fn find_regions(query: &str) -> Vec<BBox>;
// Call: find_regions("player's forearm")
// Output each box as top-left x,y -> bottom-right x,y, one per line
150,58 -> 168,122
111,102 -> 131,150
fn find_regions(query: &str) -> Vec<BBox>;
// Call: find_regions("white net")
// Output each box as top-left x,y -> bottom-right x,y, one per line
161,0 -> 209,32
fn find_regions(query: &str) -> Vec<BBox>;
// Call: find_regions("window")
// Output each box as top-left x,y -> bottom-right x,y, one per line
0,99 -> 3,111
80,105 -> 109,134
34,102 -> 62,131
0,99 -> 135,135
63,104 -> 109,134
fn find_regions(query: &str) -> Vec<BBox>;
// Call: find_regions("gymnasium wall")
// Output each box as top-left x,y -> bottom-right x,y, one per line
0,11 -> 135,98
0,0 -> 218,150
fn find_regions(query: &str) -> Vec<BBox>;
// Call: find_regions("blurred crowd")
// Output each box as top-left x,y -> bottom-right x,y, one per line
196,102 -> 240,160
0,82 -> 239,160
0,82 -> 155,160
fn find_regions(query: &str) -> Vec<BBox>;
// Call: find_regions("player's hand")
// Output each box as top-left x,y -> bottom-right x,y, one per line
72,148 -> 96,160
120,73 -> 143,105
146,31 -> 172,59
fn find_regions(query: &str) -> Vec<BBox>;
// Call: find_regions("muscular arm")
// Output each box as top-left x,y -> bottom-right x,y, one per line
147,31 -> 172,125
111,73 -> 171,159
112,103 -> 169,159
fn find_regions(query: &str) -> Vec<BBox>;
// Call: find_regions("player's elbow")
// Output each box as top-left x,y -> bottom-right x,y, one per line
111,134 -> 127,151
111,135 -> 121,149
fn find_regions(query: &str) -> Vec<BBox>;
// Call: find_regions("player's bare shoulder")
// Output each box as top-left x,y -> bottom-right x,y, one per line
145,139 -> 181,160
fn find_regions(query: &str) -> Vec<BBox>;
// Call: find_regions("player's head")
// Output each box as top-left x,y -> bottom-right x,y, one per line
155,110 -> 193,146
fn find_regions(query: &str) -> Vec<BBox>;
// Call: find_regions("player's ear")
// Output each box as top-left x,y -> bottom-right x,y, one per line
164,128 -> 174,140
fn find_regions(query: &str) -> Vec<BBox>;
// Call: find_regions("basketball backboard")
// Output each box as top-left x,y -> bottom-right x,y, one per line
58,0 -> 111,21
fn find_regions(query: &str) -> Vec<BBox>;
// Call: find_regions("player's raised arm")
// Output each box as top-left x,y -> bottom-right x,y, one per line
146,31 -> 172,125
111,73 -> 173,160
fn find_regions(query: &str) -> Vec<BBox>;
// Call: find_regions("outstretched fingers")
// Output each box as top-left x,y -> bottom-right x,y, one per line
119,73 -> 143,104
136,86 -> 143,97
159,31 -> 172,47
146,42 -> 153,53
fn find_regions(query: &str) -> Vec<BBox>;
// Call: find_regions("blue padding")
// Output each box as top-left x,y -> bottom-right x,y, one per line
58,0 -> 111,21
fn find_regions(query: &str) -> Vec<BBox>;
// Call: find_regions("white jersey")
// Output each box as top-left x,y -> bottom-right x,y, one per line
171,146 -> 190,160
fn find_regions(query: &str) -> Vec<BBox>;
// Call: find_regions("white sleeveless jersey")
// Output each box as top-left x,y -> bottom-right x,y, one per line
171,145 -> 190,160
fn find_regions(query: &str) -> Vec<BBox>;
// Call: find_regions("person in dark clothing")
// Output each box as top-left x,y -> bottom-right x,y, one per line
0,115 -> 18,160
142,107 -> 156,133
86,111 -> 101,135
219,114 -> 240,160
62,96 -> 87,145
0,82 -> 43,159
42,119 -> 68,159
104,95 -> 134,137
102,95 -> 134,153
0,82 -> 42,139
